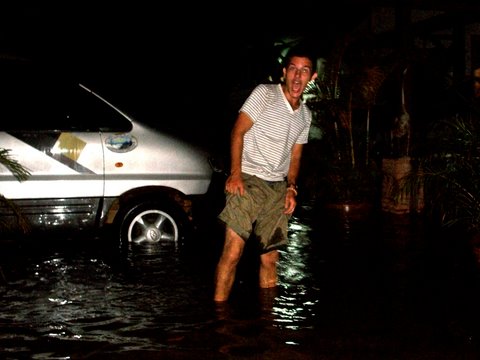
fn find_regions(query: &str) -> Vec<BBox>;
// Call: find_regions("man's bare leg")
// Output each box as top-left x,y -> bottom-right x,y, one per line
259,250 -> 279,288
214,227 -> 245,302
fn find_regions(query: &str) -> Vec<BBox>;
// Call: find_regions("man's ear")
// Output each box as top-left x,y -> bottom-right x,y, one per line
311,72 -> 318,81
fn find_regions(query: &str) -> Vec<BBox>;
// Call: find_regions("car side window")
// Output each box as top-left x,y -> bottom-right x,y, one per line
0,73 -> 132,133
65,86 -> 133,132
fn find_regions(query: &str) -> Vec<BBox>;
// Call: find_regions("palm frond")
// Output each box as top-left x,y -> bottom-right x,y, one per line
0,148 -> 30,181
0,194 -> 30,234
0,147 -> 31,234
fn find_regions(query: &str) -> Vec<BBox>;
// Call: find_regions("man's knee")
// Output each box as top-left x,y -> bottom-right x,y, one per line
259,251 -> 278,289
221,228 -> 245,263
260,250 -> 279,267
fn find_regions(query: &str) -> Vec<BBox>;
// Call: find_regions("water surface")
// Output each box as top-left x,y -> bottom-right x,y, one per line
1,205 -> 480,359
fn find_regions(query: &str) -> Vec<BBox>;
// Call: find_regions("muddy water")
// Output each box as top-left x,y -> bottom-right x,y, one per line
1,205 -> 480,359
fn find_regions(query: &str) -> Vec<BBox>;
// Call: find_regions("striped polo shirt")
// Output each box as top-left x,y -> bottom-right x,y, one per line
240,83 -> 312,181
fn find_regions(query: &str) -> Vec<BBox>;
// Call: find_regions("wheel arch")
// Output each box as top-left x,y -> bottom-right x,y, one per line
105,186 -> 192,224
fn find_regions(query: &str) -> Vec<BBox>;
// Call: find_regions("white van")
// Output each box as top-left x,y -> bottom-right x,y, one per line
0,62 -> 220,247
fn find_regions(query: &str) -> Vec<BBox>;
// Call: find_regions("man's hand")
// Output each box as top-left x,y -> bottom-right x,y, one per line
225,174 -> 245,196
284,191 -> 296,214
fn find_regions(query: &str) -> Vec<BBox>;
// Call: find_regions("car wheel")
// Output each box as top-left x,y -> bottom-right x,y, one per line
115,202 -> 187,247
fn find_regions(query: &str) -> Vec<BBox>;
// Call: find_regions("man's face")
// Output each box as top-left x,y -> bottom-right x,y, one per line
283,56 -> 317,101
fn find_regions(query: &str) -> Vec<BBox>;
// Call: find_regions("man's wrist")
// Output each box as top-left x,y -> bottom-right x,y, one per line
287,183 -> 298,196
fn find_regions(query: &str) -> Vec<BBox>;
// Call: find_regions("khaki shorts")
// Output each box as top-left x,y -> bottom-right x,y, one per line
218,173 -> 289,253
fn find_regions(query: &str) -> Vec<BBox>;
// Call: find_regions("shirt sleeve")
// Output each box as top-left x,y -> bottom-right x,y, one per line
239,84 -> 271,123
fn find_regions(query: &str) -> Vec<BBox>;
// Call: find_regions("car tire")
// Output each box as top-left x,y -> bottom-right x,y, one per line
114,201 -> 189,249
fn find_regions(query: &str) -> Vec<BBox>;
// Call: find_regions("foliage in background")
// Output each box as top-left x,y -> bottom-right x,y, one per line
0,148 -> 31,233
301,35 -> 396,204
399,101 -> 480,233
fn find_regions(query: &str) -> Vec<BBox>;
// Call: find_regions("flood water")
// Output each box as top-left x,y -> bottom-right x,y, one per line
1,204 -> 480,359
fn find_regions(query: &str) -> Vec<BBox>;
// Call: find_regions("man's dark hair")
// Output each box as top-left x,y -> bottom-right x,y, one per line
283,43 -> 317,73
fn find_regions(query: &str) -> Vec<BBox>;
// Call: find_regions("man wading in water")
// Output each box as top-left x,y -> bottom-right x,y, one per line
214,44 -> 318,302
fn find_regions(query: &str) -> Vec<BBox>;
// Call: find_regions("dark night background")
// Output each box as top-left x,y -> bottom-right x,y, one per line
0,2 -> 372,150
2,2 -> 475,152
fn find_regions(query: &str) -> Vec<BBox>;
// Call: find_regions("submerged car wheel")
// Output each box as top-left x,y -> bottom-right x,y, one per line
116,202 -> 187,247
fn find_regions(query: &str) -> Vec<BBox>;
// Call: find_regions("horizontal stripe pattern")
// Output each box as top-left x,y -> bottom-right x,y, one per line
240,84 -> 312,181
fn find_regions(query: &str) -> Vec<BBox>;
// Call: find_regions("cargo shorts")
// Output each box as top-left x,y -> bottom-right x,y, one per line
218,173 -> 289,253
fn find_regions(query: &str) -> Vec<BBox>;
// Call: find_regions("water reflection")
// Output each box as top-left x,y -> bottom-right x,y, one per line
276,218 -> 318,331
1,205 -> 480,358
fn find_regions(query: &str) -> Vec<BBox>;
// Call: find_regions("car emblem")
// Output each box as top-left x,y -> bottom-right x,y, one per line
105,134 -> 138,153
